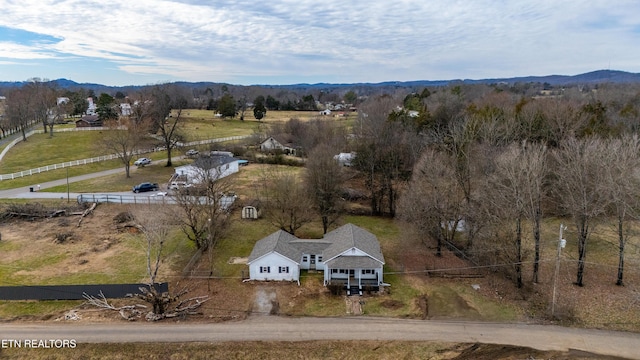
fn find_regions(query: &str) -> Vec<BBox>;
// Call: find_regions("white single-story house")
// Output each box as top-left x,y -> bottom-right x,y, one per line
247,224 -> 385,294
173,153 -> 239,184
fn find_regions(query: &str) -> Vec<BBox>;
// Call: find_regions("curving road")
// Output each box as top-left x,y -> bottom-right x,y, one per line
1,316 -> 639,359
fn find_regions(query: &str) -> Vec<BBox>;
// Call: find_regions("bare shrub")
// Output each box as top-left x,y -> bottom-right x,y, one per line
113,211 -> 134,224
54,232 -> 73,244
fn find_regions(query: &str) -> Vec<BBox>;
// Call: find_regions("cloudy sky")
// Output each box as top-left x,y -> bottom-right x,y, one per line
0,0 -> 638,86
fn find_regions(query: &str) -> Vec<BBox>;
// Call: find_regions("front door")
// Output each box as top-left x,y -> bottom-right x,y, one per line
310,254 -> 316,269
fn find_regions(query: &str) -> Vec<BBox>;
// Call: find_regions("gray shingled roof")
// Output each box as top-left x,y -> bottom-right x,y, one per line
289,239 -> 331,254
247,230 -> 302,263
325,256 -> 382,269
248,224 -> 384,266
322,224 -> 385,264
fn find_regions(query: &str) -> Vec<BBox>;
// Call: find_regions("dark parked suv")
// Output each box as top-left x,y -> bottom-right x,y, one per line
132,182 -> 159,193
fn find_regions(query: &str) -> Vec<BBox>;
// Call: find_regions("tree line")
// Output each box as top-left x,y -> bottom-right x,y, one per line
256,82 -> 640,292
368,83 -> 640,290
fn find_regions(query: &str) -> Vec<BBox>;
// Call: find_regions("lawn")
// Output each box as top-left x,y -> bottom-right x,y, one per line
0,132 -> 108,173
0,109 -> 355,190
177,109 -> 331,141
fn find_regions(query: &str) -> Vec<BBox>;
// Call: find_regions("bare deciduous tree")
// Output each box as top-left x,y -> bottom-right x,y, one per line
24,78 -> 57,135
603,135 -> 640,286
5,86 -> 33,141
398,148 -> 467,257
149,84 -> 188,167
553,137 -> 610,287
260,167 -> 314,235
98,117 -> 150,178
132,207 -> 208,321
353,96 -> 417,216
482,143 -> 547,288
305,143 -> 347,234
173,157 -> 235,251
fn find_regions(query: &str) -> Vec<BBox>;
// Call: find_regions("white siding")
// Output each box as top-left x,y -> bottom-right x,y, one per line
248,252 -> 299,282
299,253 -> 324,270
174,160 -> 239,184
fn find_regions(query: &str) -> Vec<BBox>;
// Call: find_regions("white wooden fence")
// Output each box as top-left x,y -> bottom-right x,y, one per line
0,133 -> 250,181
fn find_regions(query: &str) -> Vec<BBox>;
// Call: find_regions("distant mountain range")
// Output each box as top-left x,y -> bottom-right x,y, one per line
1,70 -> 639,93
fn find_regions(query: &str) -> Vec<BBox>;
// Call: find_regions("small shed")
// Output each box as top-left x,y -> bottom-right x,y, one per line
241,199 -> 261,219
242,206 -> 260,219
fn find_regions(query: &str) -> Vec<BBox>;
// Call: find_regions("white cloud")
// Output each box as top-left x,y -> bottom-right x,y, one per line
0,0 -> 638,85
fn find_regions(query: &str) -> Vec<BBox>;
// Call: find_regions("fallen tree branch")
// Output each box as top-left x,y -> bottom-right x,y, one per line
82,291 -> 146,321
77,203 -> 97,227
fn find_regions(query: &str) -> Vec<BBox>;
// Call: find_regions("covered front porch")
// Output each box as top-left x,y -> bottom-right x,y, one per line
324,257 -> 383,295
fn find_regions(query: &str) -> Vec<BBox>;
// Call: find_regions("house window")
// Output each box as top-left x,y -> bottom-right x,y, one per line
362,269 -> 374,275
317,256 -> 323,262
260,266 -> 270,273
339,269 -> 347,274
331,269 -> 338,274
279,266 -> 289,273
302,255 -> 308,262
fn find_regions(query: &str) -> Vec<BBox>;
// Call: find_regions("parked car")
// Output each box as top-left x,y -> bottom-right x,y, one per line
132,182 -> 159,193
169,181 -> 192,190
185,149 -> 199,157
134,158 -> 152,166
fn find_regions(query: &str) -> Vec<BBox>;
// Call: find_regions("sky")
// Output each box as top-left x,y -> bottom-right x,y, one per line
0,0 -> 639,87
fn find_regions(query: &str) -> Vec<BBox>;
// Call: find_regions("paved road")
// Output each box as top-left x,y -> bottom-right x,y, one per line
1,316 -> 639,358
0,168 -> 124,199
0,160 -> 170,199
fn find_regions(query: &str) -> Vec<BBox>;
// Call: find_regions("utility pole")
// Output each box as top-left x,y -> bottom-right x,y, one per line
551,223 -> 567,318
66,167 -> 70,203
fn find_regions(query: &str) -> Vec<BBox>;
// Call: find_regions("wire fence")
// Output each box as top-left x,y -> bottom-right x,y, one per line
77,193 -> 177,205
76,193 -> 238,208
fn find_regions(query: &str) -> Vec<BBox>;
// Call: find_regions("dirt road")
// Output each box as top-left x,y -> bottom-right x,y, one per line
1,316 -> 638,359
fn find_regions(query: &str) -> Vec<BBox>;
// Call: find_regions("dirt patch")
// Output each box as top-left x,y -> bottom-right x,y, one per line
380,299 -> 404,310
228,257 -> 248,264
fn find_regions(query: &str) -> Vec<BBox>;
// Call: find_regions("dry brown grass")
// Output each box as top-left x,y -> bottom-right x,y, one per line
0,341 -> 587,360
1,200 -> 640,332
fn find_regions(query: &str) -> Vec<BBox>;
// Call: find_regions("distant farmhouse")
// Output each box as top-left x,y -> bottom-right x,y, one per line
75,114 -> 102,128
247,224 -> 386,295
259,136 -> 298,156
